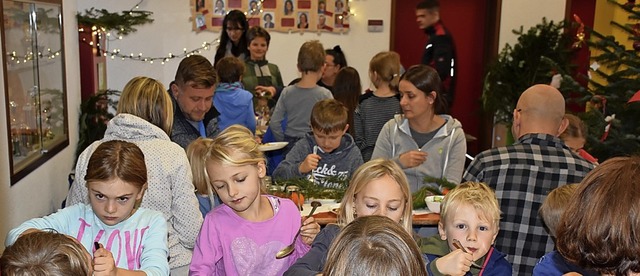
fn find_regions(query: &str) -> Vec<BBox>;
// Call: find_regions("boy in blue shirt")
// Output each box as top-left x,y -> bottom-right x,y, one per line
420,182 -> 512,275
273,99 -> 363,188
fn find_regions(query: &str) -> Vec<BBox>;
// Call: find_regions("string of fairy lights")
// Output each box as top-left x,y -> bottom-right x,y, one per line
8,0 -> 355,66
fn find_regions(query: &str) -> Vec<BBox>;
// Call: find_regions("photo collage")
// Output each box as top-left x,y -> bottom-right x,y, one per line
192,0 -> 350,33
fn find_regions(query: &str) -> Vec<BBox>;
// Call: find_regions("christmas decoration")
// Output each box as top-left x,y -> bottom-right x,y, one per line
574,0 -> 640,160
482,18 -> 583,125
76,7 -> 153,36
573,14 -> 586,48
628,90 -> 640,103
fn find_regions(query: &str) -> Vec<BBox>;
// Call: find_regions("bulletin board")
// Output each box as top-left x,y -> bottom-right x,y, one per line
191,0 -> 350,33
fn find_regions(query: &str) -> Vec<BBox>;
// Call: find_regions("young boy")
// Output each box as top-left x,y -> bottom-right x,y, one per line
214,56 -> 256,133
269,40 -> 333,154
273,99 -> 363,188
420,182 -> 512,275
539,183 -> 579,241
533,184 -> 599,276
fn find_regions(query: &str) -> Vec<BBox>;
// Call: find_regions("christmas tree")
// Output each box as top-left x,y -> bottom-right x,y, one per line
577,0 -> 640,160
482,19 -> 580,125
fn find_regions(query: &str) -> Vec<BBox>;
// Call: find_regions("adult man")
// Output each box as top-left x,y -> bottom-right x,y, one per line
463,84 -> 595,275
169,55 -> 220,148
416,0 -> 456,110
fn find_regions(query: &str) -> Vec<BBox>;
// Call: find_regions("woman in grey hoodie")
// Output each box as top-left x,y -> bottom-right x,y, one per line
371,65 -> 466,192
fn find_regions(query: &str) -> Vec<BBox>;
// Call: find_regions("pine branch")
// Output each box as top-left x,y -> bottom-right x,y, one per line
77,8 -> 153,35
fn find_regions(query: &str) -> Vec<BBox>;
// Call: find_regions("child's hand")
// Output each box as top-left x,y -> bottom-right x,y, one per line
299,216 -> 320,245
299,153 -> 321,174
399,150 -> 427,168
435,249 -> 474,276
93,243 -> 117,276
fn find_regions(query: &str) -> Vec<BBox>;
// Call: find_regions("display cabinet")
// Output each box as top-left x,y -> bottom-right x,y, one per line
2,0 -> 68,184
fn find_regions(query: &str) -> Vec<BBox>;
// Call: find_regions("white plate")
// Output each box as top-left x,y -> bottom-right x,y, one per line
259,142 -> 289,151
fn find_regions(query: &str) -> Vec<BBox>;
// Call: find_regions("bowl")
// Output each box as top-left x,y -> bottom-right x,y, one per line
425,195 -> 445,213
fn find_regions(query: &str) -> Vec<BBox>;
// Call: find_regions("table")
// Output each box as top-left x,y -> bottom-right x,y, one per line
300,201 -> 440,226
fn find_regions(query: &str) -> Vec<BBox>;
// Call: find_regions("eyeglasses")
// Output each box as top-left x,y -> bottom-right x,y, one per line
226,27 -> 244,32
324,63 -> 336,67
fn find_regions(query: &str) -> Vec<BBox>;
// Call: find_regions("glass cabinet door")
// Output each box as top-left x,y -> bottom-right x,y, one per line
2,0 -> 68,184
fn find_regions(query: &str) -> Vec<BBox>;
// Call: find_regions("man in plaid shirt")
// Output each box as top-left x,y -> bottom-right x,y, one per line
463,84 -> 594,275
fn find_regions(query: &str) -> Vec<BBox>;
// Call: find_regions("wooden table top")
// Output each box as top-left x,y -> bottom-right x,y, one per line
310,211 -> 440,226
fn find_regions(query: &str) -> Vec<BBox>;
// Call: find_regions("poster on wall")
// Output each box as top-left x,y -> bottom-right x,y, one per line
191,0 -> 350,33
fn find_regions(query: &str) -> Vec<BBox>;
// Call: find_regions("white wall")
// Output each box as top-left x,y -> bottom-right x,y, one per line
76,0 -> 392,91
499,0 -> 566,50
0,0 -> 81,247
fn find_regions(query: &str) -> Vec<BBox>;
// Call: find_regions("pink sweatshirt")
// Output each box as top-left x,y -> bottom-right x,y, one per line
190,196 -> 310,275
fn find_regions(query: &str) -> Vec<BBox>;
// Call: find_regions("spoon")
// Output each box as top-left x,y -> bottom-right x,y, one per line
452,239 -> 483,269
276,201 -> 322,259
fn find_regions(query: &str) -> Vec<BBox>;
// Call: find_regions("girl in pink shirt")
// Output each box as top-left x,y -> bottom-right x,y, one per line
189,125 -> 320,275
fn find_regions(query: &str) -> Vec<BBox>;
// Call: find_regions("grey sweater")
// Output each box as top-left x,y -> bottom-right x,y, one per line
269,85 -> 333,141
371,114 -> 467,192
273,132 -> 363,187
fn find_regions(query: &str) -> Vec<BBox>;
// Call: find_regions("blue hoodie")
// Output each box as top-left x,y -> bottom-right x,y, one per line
421,235 -> 513,276
213,82 -> 256,133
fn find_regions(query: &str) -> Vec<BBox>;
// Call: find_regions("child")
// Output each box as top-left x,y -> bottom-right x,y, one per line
6,140 -> 169,275
539,184 -> 579,240
1,231 -> 93,275
354,51 -> 402,162
285,158 -> 414,275
273,99 -> 363,187
322,216 -> 427,276
269,40 -> 333,152
214,56 -> 256,133
242,26 -> 284,110
549,156 -> 640,275
332,66 -> 361,137
560,114 -> 598,164
533,184 -> 599,276
189,125 -> 321,275
421,182 -> 511,275
187,137 -> 221,217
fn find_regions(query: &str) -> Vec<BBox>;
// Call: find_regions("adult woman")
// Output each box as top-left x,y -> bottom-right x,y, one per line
284,0 -> 294,15
242,26 -> 284,108
263,13 -> 275,28
214,10 -> 248,65
66,76 -> 202,276
214,0 -> 225,14
284,159 -> 414,275
371,65 -> 466,192
319,45 -> 347,92
297,12 -> 309,29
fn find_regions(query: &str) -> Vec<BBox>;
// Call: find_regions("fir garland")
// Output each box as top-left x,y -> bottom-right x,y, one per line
76,8 -> 153,35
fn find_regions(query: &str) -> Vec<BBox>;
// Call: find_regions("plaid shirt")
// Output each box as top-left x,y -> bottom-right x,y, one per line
463,133 -> 594,275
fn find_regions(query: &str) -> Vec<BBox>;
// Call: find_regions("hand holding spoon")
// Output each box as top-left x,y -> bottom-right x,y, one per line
276,201 -> 322,259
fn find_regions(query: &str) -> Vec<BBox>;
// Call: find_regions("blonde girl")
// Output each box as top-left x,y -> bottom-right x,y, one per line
323,216 -> 427,276
190,125 -> 320,275
285,158 -> 413,275
186,137 -> 221,217
354,51 -> 403,162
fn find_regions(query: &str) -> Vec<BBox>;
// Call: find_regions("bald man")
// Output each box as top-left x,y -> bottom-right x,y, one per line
463,84 -> 594,275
